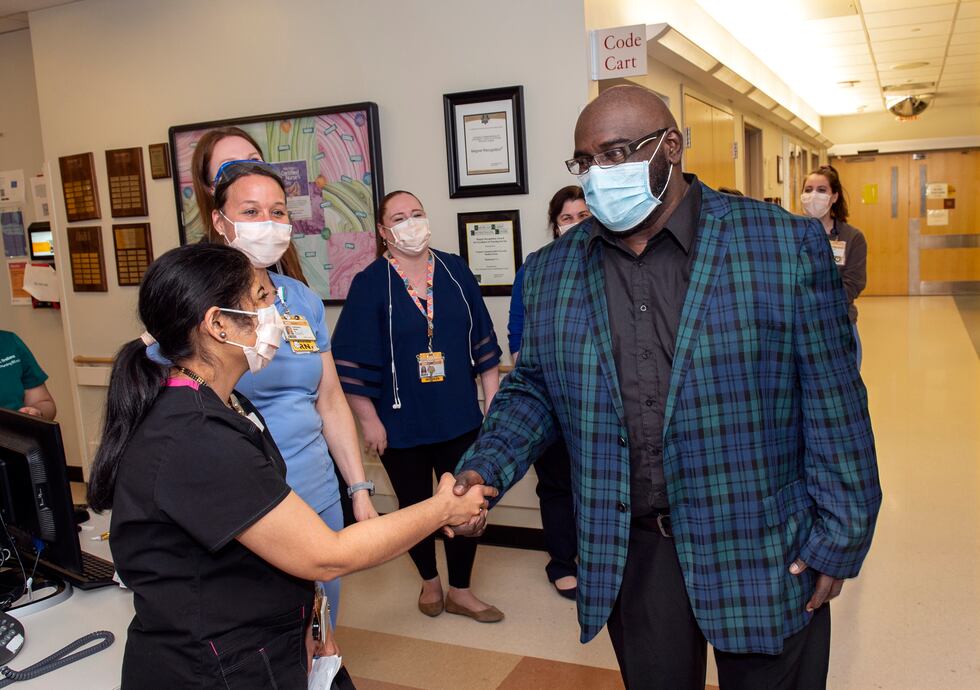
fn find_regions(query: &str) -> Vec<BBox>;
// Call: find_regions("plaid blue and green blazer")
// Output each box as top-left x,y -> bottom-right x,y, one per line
459,182 -> 881,654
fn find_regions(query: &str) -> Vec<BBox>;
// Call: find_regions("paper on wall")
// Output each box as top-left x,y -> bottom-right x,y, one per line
30,175 -> 50,221
23,262 -> 61,302
0,170 -> 26,205
7,260 -> 30,305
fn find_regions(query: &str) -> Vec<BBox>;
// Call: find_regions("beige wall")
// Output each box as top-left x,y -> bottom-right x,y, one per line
824,104 -> 980,146
0,28 -> 82,469
27,0 -> 590,467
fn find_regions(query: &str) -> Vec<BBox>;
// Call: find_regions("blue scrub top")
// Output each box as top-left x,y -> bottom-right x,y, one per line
332,250 -> 501,449
235,271 -> 339,513
507,264 -> 527,356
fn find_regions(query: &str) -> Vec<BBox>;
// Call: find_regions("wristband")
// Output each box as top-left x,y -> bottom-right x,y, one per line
347,481 -> 375,498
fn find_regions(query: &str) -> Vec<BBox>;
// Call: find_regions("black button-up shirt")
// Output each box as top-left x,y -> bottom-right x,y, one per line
588,177 -> 701,516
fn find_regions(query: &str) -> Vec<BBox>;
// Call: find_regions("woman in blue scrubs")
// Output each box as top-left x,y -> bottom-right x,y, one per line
208,161 -> 377,628
332,190 -> 504,622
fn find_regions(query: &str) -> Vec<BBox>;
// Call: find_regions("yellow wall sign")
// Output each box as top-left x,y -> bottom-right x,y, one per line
861,184 -> 878,205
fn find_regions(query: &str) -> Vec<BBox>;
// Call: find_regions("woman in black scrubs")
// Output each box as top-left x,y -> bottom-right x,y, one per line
87,243 -> 494,689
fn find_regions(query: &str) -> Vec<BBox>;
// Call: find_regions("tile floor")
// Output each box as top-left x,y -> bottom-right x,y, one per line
335,296 -> 980,690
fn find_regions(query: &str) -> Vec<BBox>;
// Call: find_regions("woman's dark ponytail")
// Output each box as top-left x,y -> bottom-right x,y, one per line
87,339 -> 167,510
87,243 -> 254,511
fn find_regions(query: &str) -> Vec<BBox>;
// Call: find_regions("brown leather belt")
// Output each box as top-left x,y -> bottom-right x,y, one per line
632,512 -> 672,539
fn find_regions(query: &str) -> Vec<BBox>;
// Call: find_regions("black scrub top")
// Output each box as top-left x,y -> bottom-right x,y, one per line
110,382 -> 313,689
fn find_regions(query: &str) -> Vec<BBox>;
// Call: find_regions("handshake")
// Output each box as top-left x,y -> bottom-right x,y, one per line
432,470 -> 493,538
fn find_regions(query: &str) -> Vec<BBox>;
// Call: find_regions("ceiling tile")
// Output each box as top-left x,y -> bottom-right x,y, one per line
824,29 -> 871,46
872,34 -> 950,52
805,14 -> 864,34
950,30 -> 980,45
861,0 -> 957,10
959,2 -> 980,20
873,51 -> 944,66
869,21 -> 951,42
948,43 -> 980,56
863,4 -> 956,28
952,17 -> 980,33
941,64 -> 979,77
943,53 -> 980,66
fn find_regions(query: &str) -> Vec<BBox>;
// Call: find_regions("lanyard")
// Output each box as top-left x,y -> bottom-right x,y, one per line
275,285 -> 292,318
387,251 -> 435,351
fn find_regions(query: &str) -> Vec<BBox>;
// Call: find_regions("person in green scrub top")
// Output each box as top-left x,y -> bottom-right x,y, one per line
0,330 -> 56,420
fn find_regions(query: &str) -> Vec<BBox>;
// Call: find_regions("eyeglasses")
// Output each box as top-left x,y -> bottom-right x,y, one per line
212,159 -> 275,187
565,128 -> 669,175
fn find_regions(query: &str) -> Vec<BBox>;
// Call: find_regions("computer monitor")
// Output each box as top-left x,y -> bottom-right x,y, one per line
27,223 -> 54,261
0,409 -> 80,580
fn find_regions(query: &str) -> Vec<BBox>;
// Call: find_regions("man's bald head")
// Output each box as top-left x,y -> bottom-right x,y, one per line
574,85 -> 677,152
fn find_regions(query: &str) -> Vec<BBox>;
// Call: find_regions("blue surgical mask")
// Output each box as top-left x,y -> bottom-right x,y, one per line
580,135 -> 672,233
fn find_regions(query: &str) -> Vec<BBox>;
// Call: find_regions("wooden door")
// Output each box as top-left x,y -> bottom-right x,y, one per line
833,153 -> 910,295
915,149 -> 980,291
711,107 -> 736,190
683,94 -> 715,185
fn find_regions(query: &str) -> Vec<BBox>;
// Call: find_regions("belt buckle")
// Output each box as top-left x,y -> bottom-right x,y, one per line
656,513 -> 672,539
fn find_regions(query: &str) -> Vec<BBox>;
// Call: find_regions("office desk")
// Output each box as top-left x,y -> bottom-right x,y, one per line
14,512 -> 132,689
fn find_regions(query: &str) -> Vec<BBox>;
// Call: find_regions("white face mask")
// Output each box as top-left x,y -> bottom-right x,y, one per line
557,223 -> 576,235
385,217 -> 431,256
800,192 -> 833,220
219,304 -> 284,373
219,211 -> 293,268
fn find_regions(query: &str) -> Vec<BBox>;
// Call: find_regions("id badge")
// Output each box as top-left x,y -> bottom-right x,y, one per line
830,240 -> 846,266
283,315 -> 319,354
417,351 -> 446,383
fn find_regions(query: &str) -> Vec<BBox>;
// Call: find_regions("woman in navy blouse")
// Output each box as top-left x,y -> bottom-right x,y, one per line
332,190 -> 504,623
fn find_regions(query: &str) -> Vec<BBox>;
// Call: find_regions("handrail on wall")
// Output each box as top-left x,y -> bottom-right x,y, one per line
73,356 -> 114,366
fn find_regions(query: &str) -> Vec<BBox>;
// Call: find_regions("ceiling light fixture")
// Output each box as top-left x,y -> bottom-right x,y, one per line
892,61 -> 930,70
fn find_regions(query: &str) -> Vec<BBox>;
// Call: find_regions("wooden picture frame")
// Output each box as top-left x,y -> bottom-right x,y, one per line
456,210 -> 522,296
105,147 -> 149,218
112,223 -> 154,287
66,225 -> 108,292
148,143 -> 172,179
58,153 -> 101,222
443,86 -> 528,198
169,102 -> 385,304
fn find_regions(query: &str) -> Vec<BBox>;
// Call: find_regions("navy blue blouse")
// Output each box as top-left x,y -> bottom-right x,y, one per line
332,250 -> 501,449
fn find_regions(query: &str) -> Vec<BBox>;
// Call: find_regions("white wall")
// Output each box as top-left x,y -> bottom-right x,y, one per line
27,0 -> 590,466
0,28 -> 82,469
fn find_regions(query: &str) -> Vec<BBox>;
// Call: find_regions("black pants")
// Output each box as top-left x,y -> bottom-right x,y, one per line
533,440 -> 578,582
607,523 -> 831,690
380,428 -> 480,589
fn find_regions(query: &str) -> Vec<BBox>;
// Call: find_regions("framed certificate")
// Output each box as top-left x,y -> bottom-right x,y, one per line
457,210 -> 523,296
443,86 -> 527,198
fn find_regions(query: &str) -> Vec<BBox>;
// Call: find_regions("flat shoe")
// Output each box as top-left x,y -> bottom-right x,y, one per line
554,583 -> 577,601
444,596 -> 504,623
418,590 -> 444,617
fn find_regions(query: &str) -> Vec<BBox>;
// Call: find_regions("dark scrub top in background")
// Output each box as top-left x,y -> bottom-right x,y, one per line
110,382 -> 312,689
0,331 -> 47,411
830,220 -> 868,324
332,250 -> 501,449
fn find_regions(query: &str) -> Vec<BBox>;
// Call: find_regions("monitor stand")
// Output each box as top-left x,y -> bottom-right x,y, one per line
2,570 -> 73,616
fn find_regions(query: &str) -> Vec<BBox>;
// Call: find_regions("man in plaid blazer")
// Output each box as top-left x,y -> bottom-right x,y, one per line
455,86 -> 881,689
